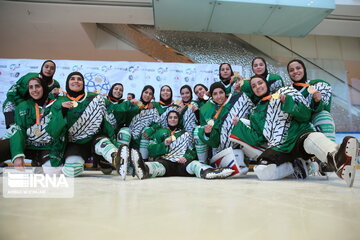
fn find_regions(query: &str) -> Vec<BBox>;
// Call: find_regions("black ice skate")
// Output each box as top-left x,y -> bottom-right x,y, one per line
130,148 -> 149,180
98,157 -> 115,175
327,136 -> 359,187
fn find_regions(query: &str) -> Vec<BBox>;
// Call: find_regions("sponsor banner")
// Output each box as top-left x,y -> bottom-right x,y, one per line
0,59 -> 242,136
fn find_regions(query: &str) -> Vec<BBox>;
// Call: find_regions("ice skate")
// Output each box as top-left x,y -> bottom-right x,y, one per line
116,144 -> 129,180
130,148 -> 149,180
328,136 -> 359,187
200,167 -> 234,179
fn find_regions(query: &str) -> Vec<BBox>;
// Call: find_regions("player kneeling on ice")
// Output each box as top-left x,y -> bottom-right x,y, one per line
229,75 -> 359,187
122,110 -> 234,180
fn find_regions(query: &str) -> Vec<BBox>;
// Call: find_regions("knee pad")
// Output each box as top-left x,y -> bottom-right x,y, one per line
42,160 -> 63,176
312,111 -> 336,142
117,127 -> 131,145
210,148 -> 248,177
62,156 -> 85,177
254,162 -> 294,181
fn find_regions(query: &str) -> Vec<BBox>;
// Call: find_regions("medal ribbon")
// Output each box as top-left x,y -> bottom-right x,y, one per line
108,96 -> 120,103
34,103 -> 41,125
214,100 -> 227,120
159,100 -> 174,106
293,83 -> 310,87
261,95 -> 272,101
67,93 -> 84,102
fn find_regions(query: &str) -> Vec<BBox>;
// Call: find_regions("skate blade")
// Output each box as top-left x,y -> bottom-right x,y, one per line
130,149 -> 143,180
119,146 -> 129,181
342,165 -> 355,187
341,138 -> 358,187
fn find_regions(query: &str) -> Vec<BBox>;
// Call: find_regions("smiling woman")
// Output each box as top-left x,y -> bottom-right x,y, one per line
52,72 -> 130,178
287,59 -> 336,142
126,110 -> 234,180
193,82 -> 253,176
2,60 -> 60,129
0,77 -> 64,173
229,75 -> 359,186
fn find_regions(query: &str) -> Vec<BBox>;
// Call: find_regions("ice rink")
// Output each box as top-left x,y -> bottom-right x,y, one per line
1,169 -> 359,240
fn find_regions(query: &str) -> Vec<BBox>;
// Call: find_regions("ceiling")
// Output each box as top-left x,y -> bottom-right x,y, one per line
153,0 -> 336,37
1,0 -> 359,37
0,0 -> 359,60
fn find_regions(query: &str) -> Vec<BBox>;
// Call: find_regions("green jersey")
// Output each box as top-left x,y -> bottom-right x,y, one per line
231,87 -> 314,153
10,98 -> 64,166
294,79 -> 332,113
241,73 -> 284,104
198,92 -> 254,149
148,128 -> 196,162
3,72 -> 60,113
52,92 -> 116,145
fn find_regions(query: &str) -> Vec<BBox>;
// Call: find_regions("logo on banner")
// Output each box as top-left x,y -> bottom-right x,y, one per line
72,65 -> 83,72
157,67 -> 167,74
10,72 -> 20,78
10,64 -> 20,71
128,66 -> 139,73
185,68 -> 195,75
128,66 -> 140,81
85,72 -> 110,94
101,65 -> 112,73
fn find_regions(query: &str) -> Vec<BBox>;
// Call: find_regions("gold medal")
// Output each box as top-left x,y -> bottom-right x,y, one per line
33,127 -> 41,137
171,135 -> 176,142
187,104 -> 193,110
307,86 -> 316,94
234,72 -> 239,77
272,93 -> 280,99
207,119 -> 214,127
94,89 -> 101,94
137,101 -> 143,108
175,100 -> 181,106
72,101 -> 78,108
239,79 -> 244,87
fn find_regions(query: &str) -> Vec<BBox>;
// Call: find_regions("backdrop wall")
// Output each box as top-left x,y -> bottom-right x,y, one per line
0,58 -> 242,136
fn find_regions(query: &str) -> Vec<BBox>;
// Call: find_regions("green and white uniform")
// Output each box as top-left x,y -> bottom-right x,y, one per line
10,98 -> 64,167
193,98 -> 208,109
241,73 -> 284,103
148,128 -> 196,161
217,75 -> 240,96
177,102 -> 198,141
105,99 -> 139,145
144,127 -> 219,179
54,92 -> 114,144
294,79 -> 335,142
152,102 -> 179,129
230,87 -> 313,156
133,102 -> 178,159
194,92 -> 254,162
53,92 -> 118,177
128,104 -> 160,159
3,73 -> 60,120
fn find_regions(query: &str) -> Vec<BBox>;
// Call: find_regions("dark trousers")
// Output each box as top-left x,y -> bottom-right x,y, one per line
156,159 -> 193,177
258,132 -> 314,166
